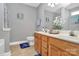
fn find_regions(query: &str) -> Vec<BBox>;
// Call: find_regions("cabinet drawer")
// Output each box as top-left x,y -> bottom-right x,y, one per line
34,33 -> 41,39
42,35 -> 48,42
49,37 -> 76,49
34,33 -> 38,37
64,41 -> 79,48
49,37 -> 65,46
54,37 -> 78,47
42,47 -> 48,56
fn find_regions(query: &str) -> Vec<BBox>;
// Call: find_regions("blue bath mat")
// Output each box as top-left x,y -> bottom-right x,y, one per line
20,42 -> 30,49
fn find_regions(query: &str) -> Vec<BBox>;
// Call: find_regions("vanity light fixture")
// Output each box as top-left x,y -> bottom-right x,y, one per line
48,3 -> 58,7
48,3 -> 55,7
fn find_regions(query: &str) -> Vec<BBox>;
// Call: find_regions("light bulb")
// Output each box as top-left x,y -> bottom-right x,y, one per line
48,3 -> 55,7
48,3 -> 51,6
51,3 -> 55,7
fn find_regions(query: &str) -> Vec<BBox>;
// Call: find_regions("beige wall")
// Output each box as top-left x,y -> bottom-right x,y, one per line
7,3 -> 37,42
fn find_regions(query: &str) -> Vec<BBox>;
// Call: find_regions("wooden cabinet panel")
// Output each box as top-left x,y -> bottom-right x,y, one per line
48,43 -> 62,56
41,47 -> 48,56
60,51 -> 71,56
42,40 -> 47,48
49,37 -> 79,55
34,33 -> 79,56
42,35 -> 48,42
34,33 -> 42,54
41,35 -> 48,56
49,37 -> 79,49
48,44 -> 71,56
49,37 -> 66,47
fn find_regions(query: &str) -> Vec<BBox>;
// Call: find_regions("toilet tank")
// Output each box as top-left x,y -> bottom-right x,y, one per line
0,39 -> 5,54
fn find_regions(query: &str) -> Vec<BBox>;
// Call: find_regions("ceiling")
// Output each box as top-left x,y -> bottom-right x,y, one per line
45,3 -> 62,14
45,3 -> 79,14
24,3 -> 79,14
24,3 -> 68,14
24,3 -> 40,8
66,3 -> 79,12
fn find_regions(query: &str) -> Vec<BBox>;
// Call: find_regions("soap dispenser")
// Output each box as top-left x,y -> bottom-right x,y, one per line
42,27 -> 45,32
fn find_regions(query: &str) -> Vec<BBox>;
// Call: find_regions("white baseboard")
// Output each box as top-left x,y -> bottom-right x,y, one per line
10,40 -> 28,45
0,51 -> 11,56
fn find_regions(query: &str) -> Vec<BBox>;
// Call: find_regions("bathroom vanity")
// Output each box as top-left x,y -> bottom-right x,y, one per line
34,31 -> 79,56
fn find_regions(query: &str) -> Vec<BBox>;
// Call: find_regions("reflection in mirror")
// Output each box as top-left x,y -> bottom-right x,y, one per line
71,11 -> 79,24
53,16 -> 63,30
44,7 -> 65,31
44,10 -> 54,30
51,8 -> 64,30
69,6 -> 79,30
44,3 -> 79,31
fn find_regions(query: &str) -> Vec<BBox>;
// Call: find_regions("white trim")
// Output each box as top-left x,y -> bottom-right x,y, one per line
10,40 -> 28,45
0,51 -> 11,56
10,41 -> 19,45
71,11 -> 79,16
3,28 -> 11,32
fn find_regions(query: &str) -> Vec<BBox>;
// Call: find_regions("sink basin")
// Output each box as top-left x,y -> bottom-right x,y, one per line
49,30 -> 59,34
57,35 -> 78,40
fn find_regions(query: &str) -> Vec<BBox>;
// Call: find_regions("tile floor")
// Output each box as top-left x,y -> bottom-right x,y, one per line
10,44 -> 37,56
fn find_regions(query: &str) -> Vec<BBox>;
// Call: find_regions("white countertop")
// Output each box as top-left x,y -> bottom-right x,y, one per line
35,31 -> 79,44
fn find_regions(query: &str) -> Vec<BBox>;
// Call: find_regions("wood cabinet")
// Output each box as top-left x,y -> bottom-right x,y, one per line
41,35 -> 48,56
34,33 -> 48,56
48,37 -> 79,56
48,37 -> 72,56
34,33 -> 41,54
48,44 -> 60,56
34,33 -> 79,56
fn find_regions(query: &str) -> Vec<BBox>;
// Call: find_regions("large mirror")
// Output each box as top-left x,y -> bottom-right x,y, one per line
44,7 -> 64,30
44,3 -> 79,31
68,4 -> 79,30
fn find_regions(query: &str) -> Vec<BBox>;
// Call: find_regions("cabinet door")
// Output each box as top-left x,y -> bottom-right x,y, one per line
41,47 -> 48,56
48,44 -> 61,56
41,35 -> 48,56
42,35 -> 48,42
35,39 -> 40,53
48,37 -> 72,56
34,33 -> 41,54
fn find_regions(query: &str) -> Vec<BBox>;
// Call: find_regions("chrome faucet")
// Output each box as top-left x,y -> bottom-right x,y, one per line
70,30 -> 75,36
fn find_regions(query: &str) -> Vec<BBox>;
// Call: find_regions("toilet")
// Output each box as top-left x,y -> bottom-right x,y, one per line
26,36 -> 34,46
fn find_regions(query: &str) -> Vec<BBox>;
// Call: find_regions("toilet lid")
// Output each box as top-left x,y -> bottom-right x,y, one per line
27,37 -> 34,40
